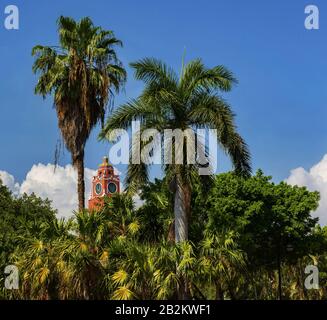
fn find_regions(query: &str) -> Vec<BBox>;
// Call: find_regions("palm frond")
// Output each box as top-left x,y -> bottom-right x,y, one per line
131,57 -> 178,88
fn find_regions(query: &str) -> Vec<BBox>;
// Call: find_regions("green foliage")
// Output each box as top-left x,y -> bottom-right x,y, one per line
196,170 -> 320,270
0,180 -> 57,298
135,179 -> 173,242
1,169 -> 327,300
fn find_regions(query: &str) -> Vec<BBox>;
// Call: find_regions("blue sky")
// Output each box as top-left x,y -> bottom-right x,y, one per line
1,0 -> 327,184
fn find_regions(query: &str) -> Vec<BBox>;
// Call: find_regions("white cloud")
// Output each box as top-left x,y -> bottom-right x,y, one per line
0,164 -> 96,219
0,170 -> 20,195
286,154 -> 327,226
1,162 -> 146,217
133,193 -> 145,209
3,156 -> 326,224
20,164 -> 97,219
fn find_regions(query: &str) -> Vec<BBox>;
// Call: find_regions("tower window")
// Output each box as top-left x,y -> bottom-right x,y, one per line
108,182 -> 117,194
95,183 -> 102,195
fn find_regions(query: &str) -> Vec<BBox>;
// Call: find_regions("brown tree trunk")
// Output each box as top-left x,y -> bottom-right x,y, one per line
75,153 -> 85,212
277,242 -> 282,300
174,182 -> 188,242
178,277 -> 189,300
216,282 -> 224,300
167,220 -> 175,243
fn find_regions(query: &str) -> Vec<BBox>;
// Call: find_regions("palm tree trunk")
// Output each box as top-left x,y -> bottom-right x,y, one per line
167,220 -> 175,242
173,177 -> 192,300
75,153 -> 85,212
277,236 -> 282,300
216,281 -> 224,300
277,255 -> 282,300
174,181 -> 188,242
174,182 -> 188,299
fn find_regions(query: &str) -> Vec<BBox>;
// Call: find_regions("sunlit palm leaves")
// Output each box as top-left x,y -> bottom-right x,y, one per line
198,231 -> 246,300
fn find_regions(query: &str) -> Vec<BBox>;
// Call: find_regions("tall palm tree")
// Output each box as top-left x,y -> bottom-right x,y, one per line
32,16 -> 126,211
100,58 -> 251,243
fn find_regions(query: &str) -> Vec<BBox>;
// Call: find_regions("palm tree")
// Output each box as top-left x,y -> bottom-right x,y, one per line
109,240 -> 197,300
153,241 -> 197,299
14,211 -> 113,299
102,194 -> 140,239
100,58 -> 251,243
198,231 -> 246,300
13,218 -> 74,299
110,241 -> 158,300
32,16 -> 126,211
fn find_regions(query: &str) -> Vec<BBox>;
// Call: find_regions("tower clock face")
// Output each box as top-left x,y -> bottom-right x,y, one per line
108,182 -> 117,194
95,183 -> 102,195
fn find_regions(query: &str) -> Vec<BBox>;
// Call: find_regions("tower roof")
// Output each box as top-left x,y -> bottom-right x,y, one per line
99,156 -> 111,167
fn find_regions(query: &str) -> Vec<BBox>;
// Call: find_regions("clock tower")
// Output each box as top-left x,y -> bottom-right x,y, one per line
88,156 -> 120,211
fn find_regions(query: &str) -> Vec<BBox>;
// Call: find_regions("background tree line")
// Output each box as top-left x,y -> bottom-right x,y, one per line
1,170 -> 326,300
